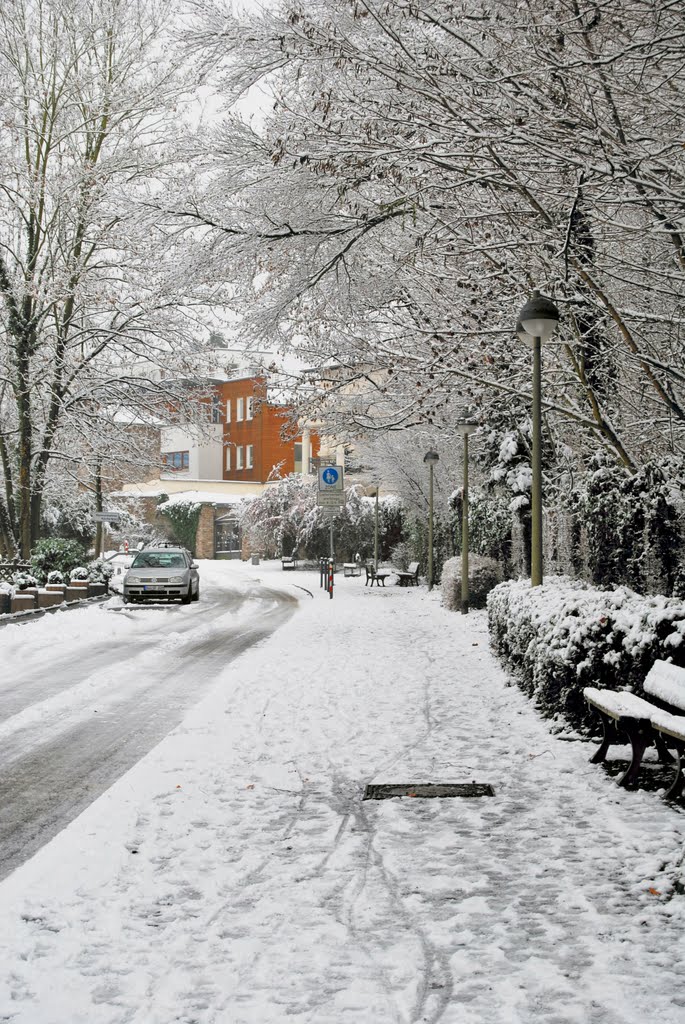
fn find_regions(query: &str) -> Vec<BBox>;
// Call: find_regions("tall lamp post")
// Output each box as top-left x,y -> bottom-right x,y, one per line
516,289 -> 560,587
374,486 -> 380,572
423,450 -> 439,590
457,418 -> 478,614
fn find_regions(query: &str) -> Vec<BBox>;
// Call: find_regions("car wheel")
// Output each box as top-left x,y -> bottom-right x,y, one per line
181,588 -> 192,605
123,595 -> 129,605
191,584 -> 199,602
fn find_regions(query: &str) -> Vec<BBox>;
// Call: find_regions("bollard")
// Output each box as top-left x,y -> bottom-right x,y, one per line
327,558 -> 334,599
320,557 -> 326,588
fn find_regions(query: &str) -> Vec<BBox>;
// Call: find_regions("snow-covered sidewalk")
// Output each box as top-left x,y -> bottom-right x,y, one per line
0,561 -> 683,1024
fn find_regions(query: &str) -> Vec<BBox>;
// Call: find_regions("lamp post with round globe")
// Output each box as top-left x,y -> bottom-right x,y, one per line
516,290 -> 560,587
456,418 -> 478,613
423,450 -> 439,590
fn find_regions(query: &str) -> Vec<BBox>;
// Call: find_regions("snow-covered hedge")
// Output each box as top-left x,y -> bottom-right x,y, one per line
487,578 -> 685,731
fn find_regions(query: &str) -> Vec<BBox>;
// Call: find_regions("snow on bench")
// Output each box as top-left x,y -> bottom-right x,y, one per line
584,660 -> 685,795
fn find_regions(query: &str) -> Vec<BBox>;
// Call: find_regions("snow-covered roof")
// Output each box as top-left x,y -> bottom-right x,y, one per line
157,489 -> 252,506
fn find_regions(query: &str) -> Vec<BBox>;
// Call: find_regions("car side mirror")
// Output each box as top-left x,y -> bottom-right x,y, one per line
191,562 -> 198,569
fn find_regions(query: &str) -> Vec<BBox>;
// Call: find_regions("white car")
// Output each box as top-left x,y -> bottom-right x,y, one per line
123,547 -> 199,605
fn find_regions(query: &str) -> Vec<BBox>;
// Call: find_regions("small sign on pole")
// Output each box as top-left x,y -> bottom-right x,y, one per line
317,491 -> 346,508
94,511 -> 122,523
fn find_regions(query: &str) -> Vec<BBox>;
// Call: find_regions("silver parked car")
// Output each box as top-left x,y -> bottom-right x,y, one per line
123,547 -> 199,605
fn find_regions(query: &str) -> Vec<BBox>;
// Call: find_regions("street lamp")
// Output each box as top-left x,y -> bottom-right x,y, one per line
516,289 -> 560,587
374,485 -> 380,572
456,418 -> 478,614
423,450 -> 439,590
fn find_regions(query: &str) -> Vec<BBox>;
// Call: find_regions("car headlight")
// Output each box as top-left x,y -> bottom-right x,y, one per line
167,576 -> 185,584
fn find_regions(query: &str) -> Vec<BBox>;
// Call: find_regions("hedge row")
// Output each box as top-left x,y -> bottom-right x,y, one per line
487,577 -> 685,732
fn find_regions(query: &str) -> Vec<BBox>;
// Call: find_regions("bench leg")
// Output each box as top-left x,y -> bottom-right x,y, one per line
589,711 -> 617,765
664,742 -> 685,802
617,721 -> 651,789
655,732 -> 676,765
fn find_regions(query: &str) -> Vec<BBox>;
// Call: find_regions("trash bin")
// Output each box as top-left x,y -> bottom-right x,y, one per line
251,554 -> 260,565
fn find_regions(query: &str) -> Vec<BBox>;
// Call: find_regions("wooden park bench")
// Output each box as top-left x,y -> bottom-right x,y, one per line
584,660 -> 685,798
281,550 -> 297,570
395,561 -> 420,587
365,564 -> 390,587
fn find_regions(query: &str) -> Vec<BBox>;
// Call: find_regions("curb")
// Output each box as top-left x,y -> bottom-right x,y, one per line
0,594 -> 111,629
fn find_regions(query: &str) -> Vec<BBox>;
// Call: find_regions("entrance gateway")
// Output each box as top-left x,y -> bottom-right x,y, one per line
214,513 -> 241,559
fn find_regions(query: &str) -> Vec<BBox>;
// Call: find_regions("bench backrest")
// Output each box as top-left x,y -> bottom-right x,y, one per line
644,660 -> 685,712
408,562 -> 419,575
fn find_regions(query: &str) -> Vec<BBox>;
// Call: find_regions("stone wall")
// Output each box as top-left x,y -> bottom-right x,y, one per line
195,505 -> 216,559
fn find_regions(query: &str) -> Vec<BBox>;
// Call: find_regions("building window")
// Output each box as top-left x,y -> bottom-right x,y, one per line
225,446 -> 231,471
246,396 -> 253,420
162,451 -> 189,471
236,397 -> 244,421
246,444 -> 254,469
236,445 -> 244,469
294,442 -> 302,474
211,394 -> 221,423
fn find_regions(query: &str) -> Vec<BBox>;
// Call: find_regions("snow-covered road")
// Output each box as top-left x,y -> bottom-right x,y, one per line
0,561 -> 683,1024
0,562 -> 297,880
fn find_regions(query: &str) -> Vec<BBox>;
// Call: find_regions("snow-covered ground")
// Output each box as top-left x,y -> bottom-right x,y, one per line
0,560 -> 683,1023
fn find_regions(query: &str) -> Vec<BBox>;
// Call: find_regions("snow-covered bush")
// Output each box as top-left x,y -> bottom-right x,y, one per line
388,540 -> 413,572
40,490 -> 95,546
46,570 -> 64,585
488,578 -> 685,731
441,555 -> 502,611
69,566 -> 89,581
87,560 -> 114,584
239,477 -> 387,561
12,572 -> 38,590
30,538 -> 87,584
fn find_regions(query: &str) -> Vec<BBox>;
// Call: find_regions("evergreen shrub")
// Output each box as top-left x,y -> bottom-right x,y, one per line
487,578 -> 685,731
30,538 -> 87,583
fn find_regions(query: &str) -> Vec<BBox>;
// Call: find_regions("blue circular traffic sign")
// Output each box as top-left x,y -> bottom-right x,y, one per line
322,467 -> 339,486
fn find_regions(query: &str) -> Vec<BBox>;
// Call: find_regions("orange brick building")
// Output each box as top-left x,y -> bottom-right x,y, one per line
118,371 -> 320,558
220,374 -> 319,482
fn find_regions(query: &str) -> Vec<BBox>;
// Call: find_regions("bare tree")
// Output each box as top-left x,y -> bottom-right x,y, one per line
0,0 -> 208,555
176,0 -> 684,489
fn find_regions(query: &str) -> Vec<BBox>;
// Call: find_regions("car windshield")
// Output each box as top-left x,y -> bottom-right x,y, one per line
131,552 -> 186,569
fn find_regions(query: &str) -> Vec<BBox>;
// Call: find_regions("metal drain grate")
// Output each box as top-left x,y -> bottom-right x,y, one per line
363,783 -> 495,800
